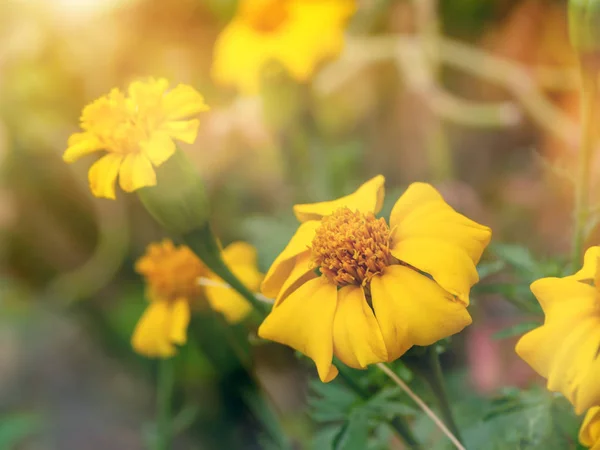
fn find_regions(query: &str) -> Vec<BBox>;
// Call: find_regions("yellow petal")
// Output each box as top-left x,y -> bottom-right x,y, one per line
371,265 -> 472,361
566,246 -> 600,282
88,153 -> 123,199
390,183 -> 491,261
131,299 -> 177,358
162,84 -> 209,120
212,20 -> 277,94
261,220 -> 320,299
332,286 -> 387,369
119,153 -> 157,192
274,251 -> 317,306
222,241 -> 259,267
516,293 -> 600,415
575,350 -> 600,416
547,317 -> 600,414
390,239 -> 479,305
160,119 -> 200,144
212,0 -> 354,94
206,242 -> 262,323
389,183 -> 491,304
274,0 -> 355,81
63,132 -> 103,163
128,78 -> 169,108
205,267 -> 258,323
293,175 -> 385,223
140,131 -> 176,166
80,88 -> 128,131
258,277 -> 338,382
580,407 -> 600,448
530,277 -> 597,323
169,298 -> 191,345
516,324 -> 565,380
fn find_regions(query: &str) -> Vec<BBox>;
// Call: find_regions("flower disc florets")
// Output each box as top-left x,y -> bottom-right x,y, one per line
240,0 -> 289,33
310,207 -> 393,287
135,240 -> 206,302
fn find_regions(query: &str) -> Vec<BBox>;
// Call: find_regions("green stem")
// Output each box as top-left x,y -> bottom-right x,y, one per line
183,223 -> 268,316
571,67 -> 598,270
335,364 -> 422,450
156,358 -> 175,450
419,348 -> 463,444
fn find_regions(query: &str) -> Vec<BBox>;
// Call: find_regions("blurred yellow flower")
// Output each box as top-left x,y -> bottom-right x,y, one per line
212,0 -> 355,94
132,239 -> 262,358
63,78 -> 209,199
516,246 -> 600,414
581,407 -> 600,450
258,176 -> 491,381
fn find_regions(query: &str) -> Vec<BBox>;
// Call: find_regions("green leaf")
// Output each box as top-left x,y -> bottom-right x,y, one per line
477,260 -> 506,280
312,425 -> 344,450
466,388 -> 581,450
490,243 -> 538,274
492,322 -> 541,340
333,409 -> 370,450
363,387 -> 415,420
308,379 -> 359,423
0,413 -> 42,449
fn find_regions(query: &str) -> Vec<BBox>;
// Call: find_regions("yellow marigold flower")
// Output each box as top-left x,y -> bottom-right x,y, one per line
63,78 -> 209,199
581,407 -> 600,450
516,246 -> 600,414
132,239 -> 262,358
212,0 -> 355,94
258,176 -> 491,382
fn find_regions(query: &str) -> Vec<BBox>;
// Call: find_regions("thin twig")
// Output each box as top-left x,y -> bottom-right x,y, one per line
316,34 -> 578,144
197,277 -> 275,304
376,363 -> 466,450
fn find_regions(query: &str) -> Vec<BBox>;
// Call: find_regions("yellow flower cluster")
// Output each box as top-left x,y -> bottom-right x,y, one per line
63,78 -> 208,199
258,176 -> 492,381
133,239 -> 263,358
516,246 -> 600,449
212,0 -> 355,94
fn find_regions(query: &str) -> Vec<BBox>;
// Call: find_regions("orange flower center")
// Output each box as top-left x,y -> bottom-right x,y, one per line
239,0 -> 289,33
310,207 -> 393,287
136,240 -> 206,302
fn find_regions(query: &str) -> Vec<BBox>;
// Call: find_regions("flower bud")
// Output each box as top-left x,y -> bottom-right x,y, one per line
138,149 -> 209,236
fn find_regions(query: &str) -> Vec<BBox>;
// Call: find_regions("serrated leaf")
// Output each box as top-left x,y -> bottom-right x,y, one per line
465,388 -> 581,450
312,425 -> 344,450
333,409 -> 370,450
308,378 -> 360,423
363,387 -> 415,419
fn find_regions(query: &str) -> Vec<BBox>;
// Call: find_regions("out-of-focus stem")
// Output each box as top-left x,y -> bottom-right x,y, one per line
183,223 -> 268,317
156,358 -> 174,450
422,349 -> 463,444
571,67 -> 598,270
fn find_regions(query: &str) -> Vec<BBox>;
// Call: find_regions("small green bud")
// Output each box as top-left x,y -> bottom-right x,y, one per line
138,149 -> 209,235
569,0 -> 600,58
